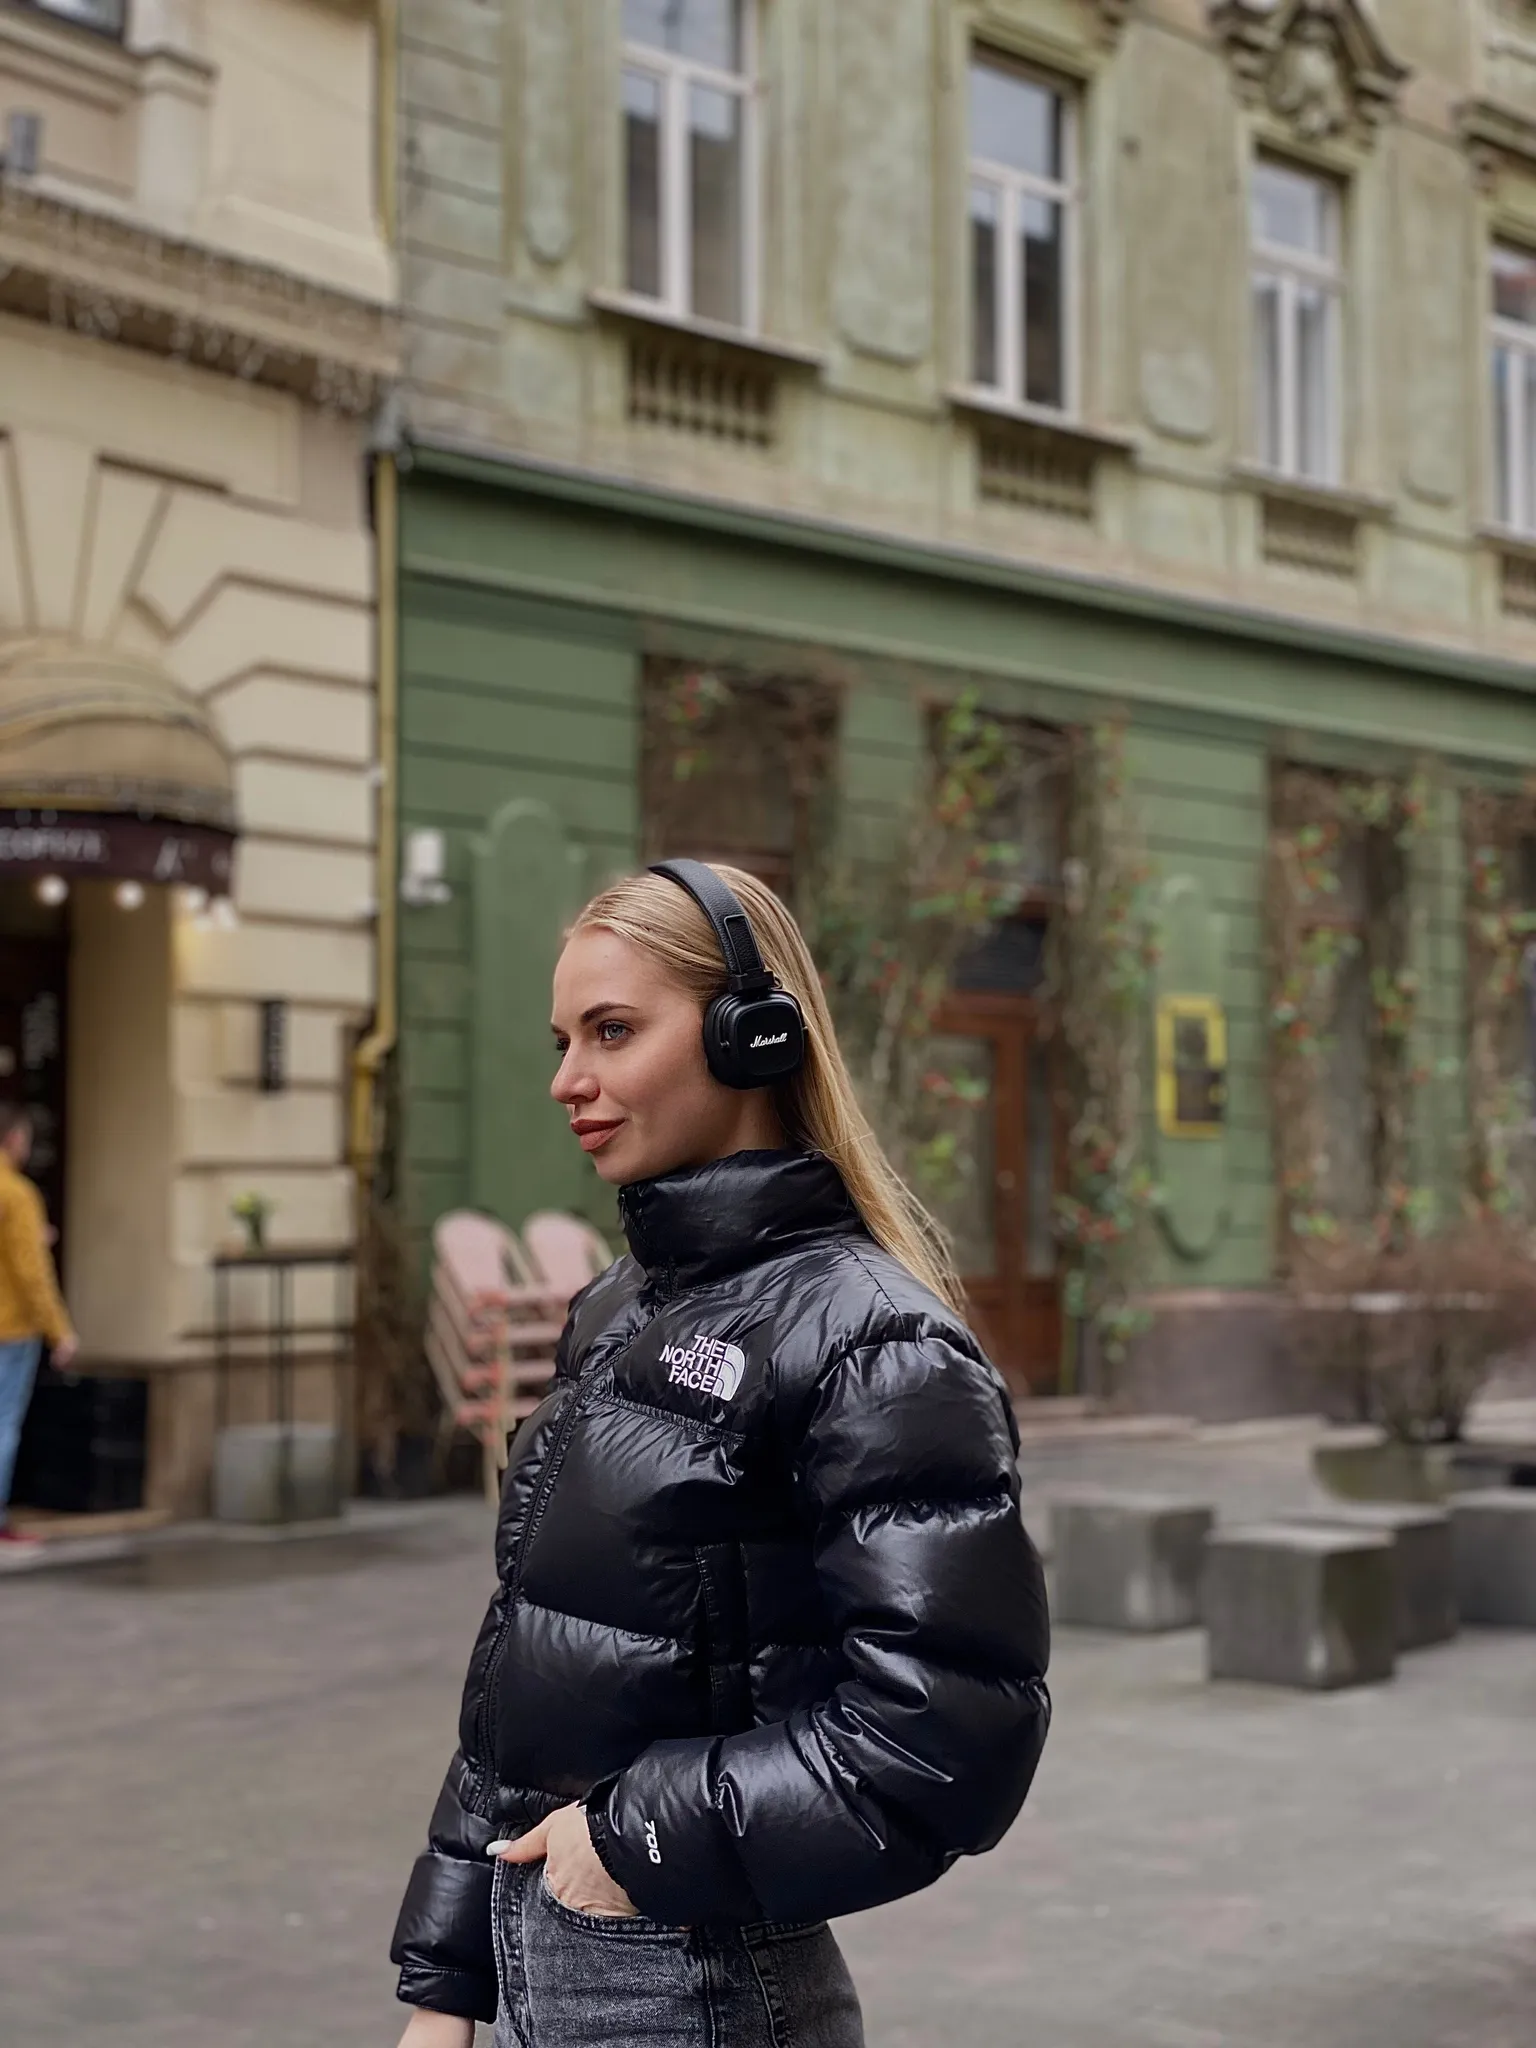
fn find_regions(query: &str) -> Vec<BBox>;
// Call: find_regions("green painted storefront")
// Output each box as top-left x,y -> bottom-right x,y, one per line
394,443 -> 1536,1408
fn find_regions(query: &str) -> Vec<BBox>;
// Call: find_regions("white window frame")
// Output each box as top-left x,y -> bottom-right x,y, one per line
22,0 -> 125,33
966,58 -> 1079,420
1491,244 -> 1536,536
621,2 -> 760,333
1251,163 -> 1344,486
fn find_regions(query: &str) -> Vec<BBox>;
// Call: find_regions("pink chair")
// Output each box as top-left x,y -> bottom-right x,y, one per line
427,1212 -> 564,1500
520,1211 -> 613,1304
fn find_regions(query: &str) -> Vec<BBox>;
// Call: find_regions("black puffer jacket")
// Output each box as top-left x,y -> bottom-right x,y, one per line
392,1151 -> 1050,2022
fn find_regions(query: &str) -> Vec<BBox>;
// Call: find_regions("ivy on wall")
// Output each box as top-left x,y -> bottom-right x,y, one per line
805,695 -> 1054,1202
1046,722 -> 1161,1381
1267,763 -> 1432,1257
1462,786 -> 1536,1223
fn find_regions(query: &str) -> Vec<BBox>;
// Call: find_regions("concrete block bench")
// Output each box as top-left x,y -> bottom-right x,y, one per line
1450,1490 -> 1536,1626
1287,1505 -> 1457,1651
1202,1524 -> 1396,1690
213,1423 -> 344,1525
1048,1489 -> 1214,1632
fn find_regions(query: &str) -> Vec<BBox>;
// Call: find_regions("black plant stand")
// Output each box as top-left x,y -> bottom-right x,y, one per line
213,1245 -> 355,1524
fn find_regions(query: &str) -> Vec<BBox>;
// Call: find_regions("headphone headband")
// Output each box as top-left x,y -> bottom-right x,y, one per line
649,859 -> 773,993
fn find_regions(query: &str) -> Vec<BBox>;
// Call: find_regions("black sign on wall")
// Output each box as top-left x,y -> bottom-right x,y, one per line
258,1000 -> 287,1094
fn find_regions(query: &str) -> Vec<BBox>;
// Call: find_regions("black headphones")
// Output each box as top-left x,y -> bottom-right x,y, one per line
649,860 -> 807,1090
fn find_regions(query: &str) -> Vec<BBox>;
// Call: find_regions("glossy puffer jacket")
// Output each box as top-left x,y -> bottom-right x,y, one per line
392,1151 -> 1051,2024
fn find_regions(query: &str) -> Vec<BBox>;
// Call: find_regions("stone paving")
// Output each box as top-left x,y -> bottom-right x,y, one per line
1,1429 -> 1533,2048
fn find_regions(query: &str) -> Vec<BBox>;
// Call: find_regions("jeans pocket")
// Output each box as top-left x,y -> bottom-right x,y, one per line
537,1866 -> 686,1938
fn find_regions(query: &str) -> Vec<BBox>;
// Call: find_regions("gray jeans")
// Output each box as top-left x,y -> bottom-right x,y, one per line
491,1858 -> 865,2048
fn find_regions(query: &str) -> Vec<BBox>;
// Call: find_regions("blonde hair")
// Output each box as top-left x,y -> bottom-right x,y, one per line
571,864 -> 966,1314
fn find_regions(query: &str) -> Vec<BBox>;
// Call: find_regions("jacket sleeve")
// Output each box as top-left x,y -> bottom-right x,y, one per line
1,1179 -> 71,1346
389,1747 -> 499,2022
586,1329 -> 1051,1925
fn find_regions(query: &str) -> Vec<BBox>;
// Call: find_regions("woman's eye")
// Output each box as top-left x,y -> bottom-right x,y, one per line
598,1019 -> 631,1044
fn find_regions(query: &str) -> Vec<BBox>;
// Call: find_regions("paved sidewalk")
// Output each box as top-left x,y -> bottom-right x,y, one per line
1,1450 -> 1532,2047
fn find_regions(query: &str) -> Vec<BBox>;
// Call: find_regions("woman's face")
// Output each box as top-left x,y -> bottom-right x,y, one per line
550,927 -> 783,1185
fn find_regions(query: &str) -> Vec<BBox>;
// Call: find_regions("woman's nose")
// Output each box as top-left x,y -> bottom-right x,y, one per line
551,1051 -> 597,1107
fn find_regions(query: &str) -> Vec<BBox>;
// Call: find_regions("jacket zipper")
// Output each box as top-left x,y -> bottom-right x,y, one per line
471,1303 -> 664,1814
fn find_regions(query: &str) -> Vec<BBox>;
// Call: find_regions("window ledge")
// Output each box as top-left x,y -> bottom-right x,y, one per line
588,292 -> 824,372
947,387 -> 1139,456
1234,465 -> 1392,523
1478,522 -> 1536,562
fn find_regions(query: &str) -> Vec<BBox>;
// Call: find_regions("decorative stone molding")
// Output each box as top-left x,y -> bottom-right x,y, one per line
0,182 -> 400,414
1457,99 -> 1536,192
1095,0 -> 1135,41
1209,0 -> 1409,147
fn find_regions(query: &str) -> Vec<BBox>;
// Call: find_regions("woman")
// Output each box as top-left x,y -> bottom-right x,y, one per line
392,861 -> 1051,2048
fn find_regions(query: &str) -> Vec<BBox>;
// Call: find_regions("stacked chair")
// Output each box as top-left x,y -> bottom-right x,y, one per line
426,1209 -> 611,1500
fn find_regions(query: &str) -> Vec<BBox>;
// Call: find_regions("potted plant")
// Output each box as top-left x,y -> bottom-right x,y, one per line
230,1190 -> 274,1255
1296,1221 -> 1536,1501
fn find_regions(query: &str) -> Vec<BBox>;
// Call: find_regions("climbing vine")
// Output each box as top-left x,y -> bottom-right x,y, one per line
806,694 -> 1057,1202
640,658 -> 839,919
1462,786 -> 1536,1223
1046,722 -> 1161,1383
1268,764 -> 1433,1261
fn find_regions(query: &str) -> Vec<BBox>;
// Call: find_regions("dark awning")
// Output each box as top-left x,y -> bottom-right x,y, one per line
0,636 -> 236,892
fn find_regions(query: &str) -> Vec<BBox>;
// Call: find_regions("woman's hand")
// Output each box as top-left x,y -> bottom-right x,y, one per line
395,2010 -> 474,2048
492,1802 -> 638,1918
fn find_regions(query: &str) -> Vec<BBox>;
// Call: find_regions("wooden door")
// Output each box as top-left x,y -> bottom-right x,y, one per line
928,992 -> 1060,1393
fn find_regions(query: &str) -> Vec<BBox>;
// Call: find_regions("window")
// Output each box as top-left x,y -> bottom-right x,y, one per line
1491,245 -> 1536,535
20,0 -> 125,31
1251,161 -> 1342,484
622,0 -> 756,330
967,56 -> 1076,414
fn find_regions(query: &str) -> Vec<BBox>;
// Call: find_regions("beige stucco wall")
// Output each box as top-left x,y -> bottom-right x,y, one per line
0,0 -> 392,302
0,333 -> 376,1364
66,881 -> 175,1360
0,2 -> 392,1511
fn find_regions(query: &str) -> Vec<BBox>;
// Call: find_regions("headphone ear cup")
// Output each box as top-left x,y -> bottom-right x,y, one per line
703,991 -> 805,1090
702,993 -> 745,1088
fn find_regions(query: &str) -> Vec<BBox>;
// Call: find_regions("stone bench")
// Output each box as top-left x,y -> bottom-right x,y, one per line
1202,1524 -> 1397,1690
1048,1489 -> 1214,1632
1286,1504 -> 1457,1651
1450,1490 -> 1536,1626
213,1423 -> 344,1526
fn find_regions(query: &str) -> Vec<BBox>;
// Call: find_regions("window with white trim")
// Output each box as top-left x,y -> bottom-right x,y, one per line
967,55 -> 1077,415
622,0 -> 757,331
1251,161 -> 1343,485
21,0 -> 125,32
1491,244 -> 1536,536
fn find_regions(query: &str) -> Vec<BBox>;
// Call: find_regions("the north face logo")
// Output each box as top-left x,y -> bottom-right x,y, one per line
660,1333 -> 747,1400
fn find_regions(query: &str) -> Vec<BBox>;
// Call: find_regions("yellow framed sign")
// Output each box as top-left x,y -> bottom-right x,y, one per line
1156,994 -> 1228,1139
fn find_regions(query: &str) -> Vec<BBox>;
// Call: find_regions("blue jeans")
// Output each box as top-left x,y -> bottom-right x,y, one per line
491,1857 -> 865,2048
0,1337 -> 42,1520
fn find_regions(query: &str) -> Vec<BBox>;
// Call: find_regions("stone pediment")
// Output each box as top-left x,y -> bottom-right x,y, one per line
1209,0 -> 1410,147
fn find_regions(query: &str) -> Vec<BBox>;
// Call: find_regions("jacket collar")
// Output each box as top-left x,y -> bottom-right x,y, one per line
619,1150 -> 865,1295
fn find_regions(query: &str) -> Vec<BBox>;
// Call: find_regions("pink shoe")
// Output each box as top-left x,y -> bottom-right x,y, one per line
0,1525 -> 41,1547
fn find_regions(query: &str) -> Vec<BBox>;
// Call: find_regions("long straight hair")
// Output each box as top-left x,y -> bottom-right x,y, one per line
571,864 -> 966,1313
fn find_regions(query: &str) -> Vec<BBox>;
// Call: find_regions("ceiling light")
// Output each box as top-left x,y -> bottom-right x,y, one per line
114,880 -> 146,911
35,875 -> 68,907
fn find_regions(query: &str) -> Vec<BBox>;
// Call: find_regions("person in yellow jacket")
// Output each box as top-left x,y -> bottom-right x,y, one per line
0,1105 -> 76,1548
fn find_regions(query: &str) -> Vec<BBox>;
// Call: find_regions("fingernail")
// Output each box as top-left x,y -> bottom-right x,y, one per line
486,1840 -> 515,1856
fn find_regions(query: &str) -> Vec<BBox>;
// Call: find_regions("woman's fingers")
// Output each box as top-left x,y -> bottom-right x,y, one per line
487,1813 -> 552,1863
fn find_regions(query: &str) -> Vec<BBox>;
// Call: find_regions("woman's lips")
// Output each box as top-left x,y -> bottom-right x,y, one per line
571,1119 -> 623,1153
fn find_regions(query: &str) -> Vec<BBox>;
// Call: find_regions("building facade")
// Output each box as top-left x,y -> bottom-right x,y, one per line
391,0 -> 1536,1411
0,0 -> 396,1510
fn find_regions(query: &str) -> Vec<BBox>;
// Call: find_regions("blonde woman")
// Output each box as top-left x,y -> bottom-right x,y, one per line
392,861 -> 1051,2048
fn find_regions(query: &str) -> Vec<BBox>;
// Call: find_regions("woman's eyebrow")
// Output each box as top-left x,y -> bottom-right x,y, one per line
549,1002 -> 641,1035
